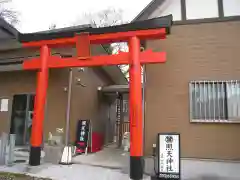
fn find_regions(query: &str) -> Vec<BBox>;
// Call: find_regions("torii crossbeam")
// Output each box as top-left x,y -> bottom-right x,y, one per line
19,15 -> 173,180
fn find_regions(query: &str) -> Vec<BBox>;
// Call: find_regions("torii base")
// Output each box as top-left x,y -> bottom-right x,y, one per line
29,146 -> 41,166
130,156 -> 144,180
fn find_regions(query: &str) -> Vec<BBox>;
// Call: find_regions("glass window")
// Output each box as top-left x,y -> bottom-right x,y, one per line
186,0 -> 219,20
189,80 -> 240,123
223,0 -> 240,17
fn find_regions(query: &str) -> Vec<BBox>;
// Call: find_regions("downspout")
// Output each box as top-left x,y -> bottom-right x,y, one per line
142,65 -> 146,155
141,45 -> 146,156
65,68 -> 73,146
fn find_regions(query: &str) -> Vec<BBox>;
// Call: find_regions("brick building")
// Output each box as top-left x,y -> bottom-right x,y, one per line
136,0 -> 240,160
0,21 -> 127,146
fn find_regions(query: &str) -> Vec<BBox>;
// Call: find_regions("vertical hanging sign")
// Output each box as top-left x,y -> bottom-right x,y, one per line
76,119 -> 91,153
158,133 -> 180,180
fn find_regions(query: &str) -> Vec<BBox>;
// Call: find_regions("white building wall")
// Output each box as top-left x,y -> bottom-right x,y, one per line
186,0 -> 219,19
149,0 -> 182,21
223,0 -> 240,16
148,0 -> 240,21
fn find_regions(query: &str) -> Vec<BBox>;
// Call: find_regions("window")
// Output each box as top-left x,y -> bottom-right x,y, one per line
186,0 -> 218,20
223,0 -> 240,17
189,80 -> 240,123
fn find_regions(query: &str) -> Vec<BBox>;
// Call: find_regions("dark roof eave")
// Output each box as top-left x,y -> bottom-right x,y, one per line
18,15 -> 173,43
0,18 -> 19,37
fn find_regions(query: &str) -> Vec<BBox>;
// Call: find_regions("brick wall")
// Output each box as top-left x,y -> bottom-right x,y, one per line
145,20 -> 240,160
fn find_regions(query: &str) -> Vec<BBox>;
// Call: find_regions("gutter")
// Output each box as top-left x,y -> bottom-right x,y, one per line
0,64 -> 23,72
0,52 -> 60,72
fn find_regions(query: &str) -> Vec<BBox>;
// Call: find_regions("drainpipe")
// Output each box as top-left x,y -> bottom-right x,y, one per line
141,44 -> 146,157
118,93 -> 124,148
65,68 -> 73,146
142,65 -> 145,149
142,44 -> 147,174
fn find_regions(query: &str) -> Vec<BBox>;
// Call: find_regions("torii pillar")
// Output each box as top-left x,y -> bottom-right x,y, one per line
129,36 -> 144,179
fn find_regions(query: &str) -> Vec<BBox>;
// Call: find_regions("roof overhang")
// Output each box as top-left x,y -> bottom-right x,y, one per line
131,0 -> 167,49
18,15 -> 172,42
0,19 -> 126,84
132,0 -> 166,22
0,18 -> 21,51
0,14 -> 173,85
98,84 -> 143,94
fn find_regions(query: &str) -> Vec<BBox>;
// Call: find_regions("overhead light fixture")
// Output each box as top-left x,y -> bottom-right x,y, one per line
78,67 -> 85,72
63,87 -> 68,92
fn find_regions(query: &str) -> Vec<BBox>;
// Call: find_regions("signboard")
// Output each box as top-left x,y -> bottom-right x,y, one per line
76,119 -> 91,153
0,99 -> 9,112
158,133 -> 180,180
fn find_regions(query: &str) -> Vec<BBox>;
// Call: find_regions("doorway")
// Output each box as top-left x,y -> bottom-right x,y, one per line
10,94 -> 35,146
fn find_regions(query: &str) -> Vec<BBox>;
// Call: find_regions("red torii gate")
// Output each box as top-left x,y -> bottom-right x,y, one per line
19,15 -> 172,180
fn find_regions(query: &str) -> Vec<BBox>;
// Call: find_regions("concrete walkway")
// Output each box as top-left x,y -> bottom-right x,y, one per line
145,157 -> 240,180
1,145 -> 240,179
1,158 -> 240,180
0,163 -> 150,180
72,145 -> 129,170
0,145 -> 146,180
182,159 -> 240,180
72,145 -> 240,179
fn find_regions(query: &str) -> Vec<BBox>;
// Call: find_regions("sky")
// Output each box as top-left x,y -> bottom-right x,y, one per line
7,0 -> 151,33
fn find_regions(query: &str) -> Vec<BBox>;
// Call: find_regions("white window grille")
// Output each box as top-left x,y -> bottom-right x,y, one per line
189,80 -> 240,123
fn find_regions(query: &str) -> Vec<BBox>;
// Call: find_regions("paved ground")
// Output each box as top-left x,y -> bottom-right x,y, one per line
72,145 -> 129,171
0,163 -> 150,180
0,144 -> 149,180
1,158 -> 240,180
72,145 -> 240,180
1,144 -> 240,179
181,159 -> 240,180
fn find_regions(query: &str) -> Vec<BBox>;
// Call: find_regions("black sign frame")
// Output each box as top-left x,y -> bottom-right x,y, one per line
75,119 -> 91,153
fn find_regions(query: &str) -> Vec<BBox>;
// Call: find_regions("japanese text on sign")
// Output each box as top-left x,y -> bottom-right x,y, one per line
76,119 -> 90,153
158,134 -> 180,179
79,120 -> 87,142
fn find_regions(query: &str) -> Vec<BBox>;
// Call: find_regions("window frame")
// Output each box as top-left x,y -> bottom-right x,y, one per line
189,80 -> 240,123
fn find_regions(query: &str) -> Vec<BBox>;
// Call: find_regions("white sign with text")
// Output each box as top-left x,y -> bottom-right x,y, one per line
158,133 -> 180,179
0,99 -> 9,112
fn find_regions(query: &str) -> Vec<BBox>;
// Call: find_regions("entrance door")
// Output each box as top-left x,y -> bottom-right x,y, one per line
10,94 -> 35,146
